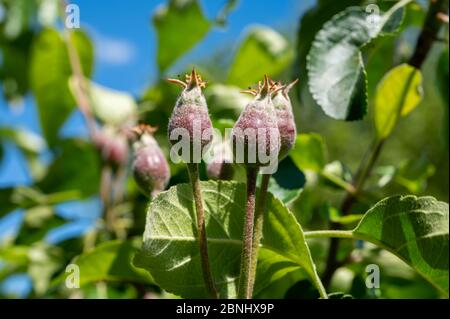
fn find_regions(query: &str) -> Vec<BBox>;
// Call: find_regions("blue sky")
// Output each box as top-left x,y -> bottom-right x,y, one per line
0,0 -> 314,296
1,0 -> 314,186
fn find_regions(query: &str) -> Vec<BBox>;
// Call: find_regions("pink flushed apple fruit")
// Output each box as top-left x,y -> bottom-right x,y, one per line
131,125 -> 170,198
93,126 -> 128,167
231,75 -> 280,169
271,79 -> 298,160
167,69 -> 213,163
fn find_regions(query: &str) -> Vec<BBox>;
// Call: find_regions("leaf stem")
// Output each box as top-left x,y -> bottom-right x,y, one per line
304,230 -> 354,240
319,171 -> 356,195
409,0 -> 449,68
187,163 -> 218,299
59,0 -> 97,139
238,166 -> 258,299
322,138 -> 384,287
248,173 -> 271,295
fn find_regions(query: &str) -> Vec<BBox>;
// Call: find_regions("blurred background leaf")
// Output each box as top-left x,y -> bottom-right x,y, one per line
227,26 -> 293,87
30,28 -> 93,146
153,0 -> 210,73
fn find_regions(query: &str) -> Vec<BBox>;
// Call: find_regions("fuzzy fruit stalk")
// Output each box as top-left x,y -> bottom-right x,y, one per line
249,79 -> 299,293
206,138 -> 234,180
167,69 -> 218,298
232,76 -> 280,299
131,125 -> 170,199
272,79 -> 298,160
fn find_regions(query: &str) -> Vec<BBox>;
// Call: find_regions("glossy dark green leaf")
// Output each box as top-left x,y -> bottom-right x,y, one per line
354,195 -> 449,296
134,180 -> 325,298
30,28 -> 93,146
307,4 -> 406,120
269,156 -> 305,204
295,0 -> 364,104
153,0 -> 210,72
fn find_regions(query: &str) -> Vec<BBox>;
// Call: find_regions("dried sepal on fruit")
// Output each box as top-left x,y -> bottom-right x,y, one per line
167,68 -> 213,163
131,124 -> 170,198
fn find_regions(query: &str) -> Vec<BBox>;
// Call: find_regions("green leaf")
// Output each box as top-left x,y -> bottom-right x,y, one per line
28,243 -> 63,295
307,4 -> 406,120
261,177 -> 302,205
0,245 -> 29,283
365,36 -> 397,98
153,0 -> 210,72
321,202 -> 363,225
54,240 -> 153,288
69,77 -> 138,125
30,28 -> 94,146
321,160 -> 353,189
437,48 -> 449,148
268,156 -> 305,204
0,127 -> 47,180
1,0 -> 36,39
395,155 -> 435,194
328,292 -> 354,299
0,245 -> 29,266
0,127 -> 46,155
374,64 -> 423,140
134,180 -> 325,298
23,206 -> 54,228
0,30 -> 34,101
215,0 -> 238,27
290,133 -> 327,172
1,243 -> 64,295
353,195 -> 449,296
0,188 -> 19,218
437,48 -> 449,106
295,0 -> 364,105
227,26 -> 293,87
37,0 -> 60,27
204,84 -> 251,120
36,139 -> 101,198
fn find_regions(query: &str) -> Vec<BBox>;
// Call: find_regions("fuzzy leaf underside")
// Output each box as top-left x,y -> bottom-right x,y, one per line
134,180 -> 323,298
354,195 -> 449,296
